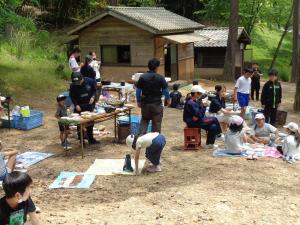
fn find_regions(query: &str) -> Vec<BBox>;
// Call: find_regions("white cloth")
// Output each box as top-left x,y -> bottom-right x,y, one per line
90,60 -> 101,80
282,135 -> 300,159
207,112 -> 231,124
251,123 -> 277,138
136,132 -> 160,149
0,153 -> 6,177
235,76 -> 251,94
69,56 -> 80,72
223,130 -> 247,154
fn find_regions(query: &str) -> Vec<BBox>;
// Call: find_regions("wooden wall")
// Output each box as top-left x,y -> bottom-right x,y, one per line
178,43 -> 194,80
101,66 -> 148,81
154,37 -> 166,76
78,16 -> 154,80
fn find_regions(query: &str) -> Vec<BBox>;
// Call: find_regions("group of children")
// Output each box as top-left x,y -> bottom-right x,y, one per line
180,66 -> 299,162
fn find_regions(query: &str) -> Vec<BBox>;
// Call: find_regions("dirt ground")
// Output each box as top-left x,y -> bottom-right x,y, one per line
1,80 -> 300,225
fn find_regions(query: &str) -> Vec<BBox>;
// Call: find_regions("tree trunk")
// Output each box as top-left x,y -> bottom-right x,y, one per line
223,0 -> 239,81
108,0 -> 118,6
293,0 -> 300,110
269,6 -> 293,71
292,0 -> 300,83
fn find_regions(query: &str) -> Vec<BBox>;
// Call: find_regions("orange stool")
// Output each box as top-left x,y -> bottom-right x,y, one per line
184,128 -> 202,150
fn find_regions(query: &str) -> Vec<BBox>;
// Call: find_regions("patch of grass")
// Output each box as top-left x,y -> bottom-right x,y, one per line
250,25 -> 292,81
0,39 -> 69,99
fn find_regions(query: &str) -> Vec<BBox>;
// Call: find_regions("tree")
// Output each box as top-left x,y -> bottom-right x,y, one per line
223,0 -> 239,81
269,5 -> 293,71
293,0 -> 300,110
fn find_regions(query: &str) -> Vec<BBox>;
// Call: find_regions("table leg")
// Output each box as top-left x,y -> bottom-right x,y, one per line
80,125 -> 84,158
64,124 -> 68,156
129,109 -> 131,135
114,114 -> 117,141
7,102 -> 10,130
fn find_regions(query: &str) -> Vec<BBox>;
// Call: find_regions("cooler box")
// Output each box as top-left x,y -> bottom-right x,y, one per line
118,116 -> 152,135
13,110 -> 44,130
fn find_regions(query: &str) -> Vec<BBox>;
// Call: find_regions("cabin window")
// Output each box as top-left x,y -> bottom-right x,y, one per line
101,45 -> 131,65
194,48 -> 226,68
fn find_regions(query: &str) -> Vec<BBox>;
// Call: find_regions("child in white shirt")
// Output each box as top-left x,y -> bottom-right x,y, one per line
126,133 -> 166,175
234,68 -> 253,119
223,115 -> 248,154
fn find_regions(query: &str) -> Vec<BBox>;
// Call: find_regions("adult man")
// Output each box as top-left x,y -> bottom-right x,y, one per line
251,63 -> 263,101
136,58 -> 170,135
234,68 -> 253,119
69,72 -> 99,144
183,85 -> 222,149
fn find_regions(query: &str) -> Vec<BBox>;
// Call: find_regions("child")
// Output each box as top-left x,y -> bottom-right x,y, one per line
55,95 -> 72,150
234,68 -> 253,119
183,85 -> 222,149
126,132 -> 166,175
0,141 -> 18,181
261,69 -> 282,126
251,63 -> 263,101
0,172 -> 41,225
170,83 -> 183,109
223,115 -> 248,154
208,85 -> 236,132
250,113 -> 277,146
282,122 -> 300,162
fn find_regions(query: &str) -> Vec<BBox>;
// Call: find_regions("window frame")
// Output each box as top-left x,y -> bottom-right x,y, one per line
100,45 -> 132,66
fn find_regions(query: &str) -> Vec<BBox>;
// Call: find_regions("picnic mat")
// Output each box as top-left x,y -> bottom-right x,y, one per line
213,147 -> 282,158
49,172 -> 95,189
85,159 -> 145,176
213,149 -> 247,157
16,152 -> 54,169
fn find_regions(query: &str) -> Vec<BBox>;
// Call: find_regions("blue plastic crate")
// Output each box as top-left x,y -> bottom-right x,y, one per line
118,116 -> 152,135
13,110 -> 44,130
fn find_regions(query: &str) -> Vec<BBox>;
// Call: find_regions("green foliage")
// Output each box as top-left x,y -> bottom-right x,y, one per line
9,29 -> 33,59
251,25 -> 292,82
197,0 -> 292,35
119,0 -> 159,7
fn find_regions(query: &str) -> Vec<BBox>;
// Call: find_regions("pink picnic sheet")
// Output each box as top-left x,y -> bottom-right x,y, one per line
263,147 -> 283,158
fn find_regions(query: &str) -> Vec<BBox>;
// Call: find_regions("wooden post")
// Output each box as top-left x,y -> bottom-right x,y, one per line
293,0 -> 300,110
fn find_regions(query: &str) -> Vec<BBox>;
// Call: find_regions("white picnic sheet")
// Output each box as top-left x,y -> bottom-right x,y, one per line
85,159 -> 145,176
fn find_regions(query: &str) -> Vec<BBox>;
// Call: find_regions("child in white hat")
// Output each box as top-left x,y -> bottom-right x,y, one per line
250,113 -> 278,146
282,122 -> 300,163
223,115 -> 249,154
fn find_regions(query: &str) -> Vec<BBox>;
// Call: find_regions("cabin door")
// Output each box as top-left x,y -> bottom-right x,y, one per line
164,44 -> 178,80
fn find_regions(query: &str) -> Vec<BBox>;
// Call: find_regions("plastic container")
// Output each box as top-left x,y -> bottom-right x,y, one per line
117,123 -> 131,144
13,110 -> 44,130
118,116 -> 152,135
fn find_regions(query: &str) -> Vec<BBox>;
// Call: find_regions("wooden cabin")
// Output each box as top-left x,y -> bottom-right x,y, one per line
194,27 -> 251,79
67,6 -> 204,81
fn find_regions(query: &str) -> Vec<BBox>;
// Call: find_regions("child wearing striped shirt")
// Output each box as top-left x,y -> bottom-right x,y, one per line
0,141 -> 18,181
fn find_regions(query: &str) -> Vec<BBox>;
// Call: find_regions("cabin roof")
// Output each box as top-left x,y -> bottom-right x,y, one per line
194,27 -> 251,48
68,6 -> 204,35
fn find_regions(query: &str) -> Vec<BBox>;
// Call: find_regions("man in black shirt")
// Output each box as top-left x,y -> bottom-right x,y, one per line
0,172 -> 40,225
251,63 -> 263,101
69,72 -> 99,144
136,58 -> 170,134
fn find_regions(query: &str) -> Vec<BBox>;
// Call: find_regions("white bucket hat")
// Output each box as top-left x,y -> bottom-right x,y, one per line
283,122 -> 299,133
230,115 -> 244,126
255,113 -> 265,120
191,85 -> 206,94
